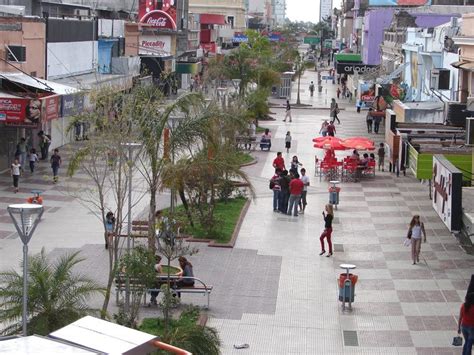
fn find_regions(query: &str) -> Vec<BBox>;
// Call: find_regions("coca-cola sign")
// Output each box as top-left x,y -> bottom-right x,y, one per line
140,10 -> 177,30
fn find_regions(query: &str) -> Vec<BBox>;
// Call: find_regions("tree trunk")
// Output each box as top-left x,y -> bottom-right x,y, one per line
296,71 -> 302,105
179,188 -> 193,227
148,183 -> 157,252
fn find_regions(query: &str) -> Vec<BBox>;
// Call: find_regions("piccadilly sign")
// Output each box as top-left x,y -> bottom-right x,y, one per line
336,62 -> 378,75
140,10 -> 177,30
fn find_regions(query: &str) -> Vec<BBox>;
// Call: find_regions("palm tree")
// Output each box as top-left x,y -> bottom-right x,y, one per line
159,324 -> 221,355
0,248 -> 104,336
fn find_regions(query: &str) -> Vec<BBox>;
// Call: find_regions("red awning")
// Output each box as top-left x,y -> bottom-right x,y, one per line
200,14 -> 226,25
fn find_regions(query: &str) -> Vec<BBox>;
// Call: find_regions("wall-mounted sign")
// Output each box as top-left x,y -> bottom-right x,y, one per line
140,10 -> 177,30
336,62 -> 377,75
41,95 -> 61,122
139,35 -> 172,56
61,93 -> 84,117
432,155 -> 462,231
369,0 -> 431,5
139,0 -> 177,25
0,97 -> 42,127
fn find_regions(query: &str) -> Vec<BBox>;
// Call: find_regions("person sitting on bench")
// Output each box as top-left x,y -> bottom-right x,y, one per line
175,256 -> 195,298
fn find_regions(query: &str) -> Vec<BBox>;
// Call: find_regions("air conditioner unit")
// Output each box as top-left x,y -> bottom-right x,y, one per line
467,97 -> 474,112
430,68 -> 450,90
466,117 -> 474,145
6,45 -> 26,62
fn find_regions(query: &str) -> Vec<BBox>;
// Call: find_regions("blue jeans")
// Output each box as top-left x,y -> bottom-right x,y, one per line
287,194 -> 301,216
279,190 -> 289,213
273,190 -> 280,211
52,165 -> 59,176
462,325 -> 474,355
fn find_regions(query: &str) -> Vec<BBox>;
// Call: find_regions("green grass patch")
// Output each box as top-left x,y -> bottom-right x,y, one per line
178,197 -> 247,244
235,151 -> 254,165
256,126 -> 267,134
139,306 -> 200,335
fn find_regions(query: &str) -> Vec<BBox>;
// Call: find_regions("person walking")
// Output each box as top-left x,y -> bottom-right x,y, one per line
458,292 -> 474,355
327,121 -> 336,137
272,152 -> 285,172
285,131 -> 292,153
283,99 -> 292,122
330,98 -> 340,124
366,108 -> 373,133
287,173 -> 304,217
407,215 -> 426,265
50,149 -> 62,183
309,81 -> 315,97
319,204 -> 334,257
278,170 -> 290,214
29,148 -> 39,174
16,137 -> 28,170
336,87 -> 341,99
373,114 -> 382,134
289,155 -> 302,176
11,158 -> 21,193
299,168 -> 310,214
377,143 -> 385,172
320,120 -> 329,137
270,169 -> 282,212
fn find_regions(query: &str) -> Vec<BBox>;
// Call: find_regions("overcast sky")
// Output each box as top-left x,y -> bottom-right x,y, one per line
286,0 -> 342,23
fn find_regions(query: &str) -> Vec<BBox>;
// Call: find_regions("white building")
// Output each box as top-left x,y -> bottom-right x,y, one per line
273,0 -> 286,26
320,0 -> 333,23
402,19 -> 461,102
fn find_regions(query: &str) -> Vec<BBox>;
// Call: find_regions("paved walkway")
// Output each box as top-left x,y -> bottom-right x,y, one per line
0,69 -> 472,354
208,70 -> 474,354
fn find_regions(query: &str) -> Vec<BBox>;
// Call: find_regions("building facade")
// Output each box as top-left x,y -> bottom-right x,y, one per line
189,0 -> 246,32
320,0 -> 333,23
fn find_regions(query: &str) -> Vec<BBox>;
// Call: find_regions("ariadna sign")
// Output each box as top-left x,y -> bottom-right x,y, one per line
336,62 -> 377,75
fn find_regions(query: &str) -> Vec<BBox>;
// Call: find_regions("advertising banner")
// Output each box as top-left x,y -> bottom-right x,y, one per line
139,0 -> 177,30
368,0 -> 431,5
431,155 -> 462,231
359,83 -> 376,108
336,62 -> 377,75
61,93 -> 85,117
41,95 -> 61,122
139,35 -> 172,56
0,97 -> 41,126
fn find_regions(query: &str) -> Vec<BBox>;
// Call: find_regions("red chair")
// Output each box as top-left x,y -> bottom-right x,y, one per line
363,160 -> 376,178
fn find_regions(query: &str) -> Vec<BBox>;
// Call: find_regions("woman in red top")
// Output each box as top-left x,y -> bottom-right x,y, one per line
459,292 -> 474,355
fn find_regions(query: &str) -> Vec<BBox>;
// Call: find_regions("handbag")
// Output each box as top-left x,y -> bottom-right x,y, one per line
452,335 -> 463,346
403,238 -> 412,247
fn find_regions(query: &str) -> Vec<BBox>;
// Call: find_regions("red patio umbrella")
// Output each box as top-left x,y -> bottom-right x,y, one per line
341,137 -> 375,151
313,136 -> 347,150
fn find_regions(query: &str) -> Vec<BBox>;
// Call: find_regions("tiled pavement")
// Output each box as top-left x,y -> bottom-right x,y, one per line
0,69 -> 472,354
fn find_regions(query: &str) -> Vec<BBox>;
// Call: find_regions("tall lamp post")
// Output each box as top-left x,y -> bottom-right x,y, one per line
122,142 -> 142,313
7,204 -> 44,336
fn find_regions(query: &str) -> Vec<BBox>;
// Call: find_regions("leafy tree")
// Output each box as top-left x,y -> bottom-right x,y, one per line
0,249 -> 104,335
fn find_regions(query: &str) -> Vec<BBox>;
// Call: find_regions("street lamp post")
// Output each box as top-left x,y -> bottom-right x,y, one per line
122,142 -> 141,313
7,204 -> 43,336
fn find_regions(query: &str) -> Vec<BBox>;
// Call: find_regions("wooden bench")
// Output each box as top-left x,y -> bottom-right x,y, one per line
114,273 -> 147,305
235,135 -> 257,151
132,220 -> 149,233
146,276 -> 213,309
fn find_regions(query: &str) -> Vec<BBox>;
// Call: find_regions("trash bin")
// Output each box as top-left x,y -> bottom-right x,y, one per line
338,273 -> 358,302
329,187 -> 340,205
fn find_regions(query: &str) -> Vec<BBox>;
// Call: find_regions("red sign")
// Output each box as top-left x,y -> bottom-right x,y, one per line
41,95 -> 61,122
139,0 -> 176,24
0,97 -> 42,127
201,42 -> 216,53
140,10 -> 177,30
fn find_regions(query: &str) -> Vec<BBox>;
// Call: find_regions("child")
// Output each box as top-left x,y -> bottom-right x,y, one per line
11,158 -> 21,193
377,143 -> 385,172
285,131 -> 292,153
29,148 -> 39,173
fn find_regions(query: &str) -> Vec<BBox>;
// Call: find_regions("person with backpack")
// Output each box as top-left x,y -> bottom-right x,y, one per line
330,98 -> 340,124
270,169 -> 282,212
309,81 -> 315,97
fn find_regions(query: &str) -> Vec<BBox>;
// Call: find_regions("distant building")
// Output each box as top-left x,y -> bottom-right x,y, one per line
320,0 -> 333,23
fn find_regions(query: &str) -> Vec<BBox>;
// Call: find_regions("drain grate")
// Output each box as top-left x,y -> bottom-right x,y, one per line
343,330 -> 359,347
333,244 -> 344,252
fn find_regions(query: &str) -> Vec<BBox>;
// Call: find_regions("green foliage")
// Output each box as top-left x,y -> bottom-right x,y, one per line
0,249 -> 104,335
140,306 -> 221,355
245,88 -> 271,121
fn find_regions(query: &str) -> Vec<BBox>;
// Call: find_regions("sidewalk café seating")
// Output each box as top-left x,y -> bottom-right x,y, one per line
362,160 -> 376,178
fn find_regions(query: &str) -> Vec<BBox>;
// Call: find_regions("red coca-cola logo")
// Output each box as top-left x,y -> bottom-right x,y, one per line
140,10 -> 177,30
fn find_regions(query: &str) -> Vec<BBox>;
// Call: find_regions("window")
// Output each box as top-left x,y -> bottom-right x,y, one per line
228,16 -> 234,29
6,45 -> 26,62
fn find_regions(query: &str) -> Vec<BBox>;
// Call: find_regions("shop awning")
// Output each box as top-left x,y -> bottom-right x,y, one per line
451,60 -> 474,71
200,14 -> 226,25
0,72 -> 78,94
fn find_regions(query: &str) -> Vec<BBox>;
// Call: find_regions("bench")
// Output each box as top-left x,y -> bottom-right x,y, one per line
235,135 -> 257,151
114,273 -> 147,305
146,276 -> 213,309
132,220 -> 149,233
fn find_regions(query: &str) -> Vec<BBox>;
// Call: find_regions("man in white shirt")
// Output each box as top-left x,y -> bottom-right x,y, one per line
299,168 -> 310,213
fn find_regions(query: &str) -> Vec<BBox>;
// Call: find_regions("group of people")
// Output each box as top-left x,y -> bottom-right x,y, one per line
11,146 -> 62,193
366,108 -> 382,134
270,153 -> 309,216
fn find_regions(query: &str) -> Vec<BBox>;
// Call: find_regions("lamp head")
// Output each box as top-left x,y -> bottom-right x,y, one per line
7,204 -> 43,244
